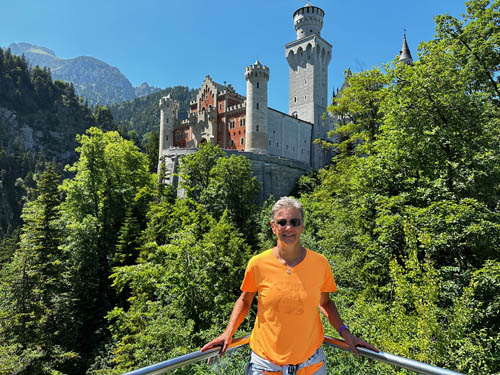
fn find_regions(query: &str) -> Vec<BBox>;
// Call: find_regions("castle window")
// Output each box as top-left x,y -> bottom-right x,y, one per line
304,79 -> 307,85
219,103 -> 222,110
256,103 -> 259,109
230,139 -> 235,147
240,137 -> 244,145
166,135 -> 169,141
294,97 -> 297,103
269,140 -> 271,146
166,118 -> 169,123
257,82 -> 260,88
256,125 -> 259,132
304,95 -> 307,101
276,142 -> 279,148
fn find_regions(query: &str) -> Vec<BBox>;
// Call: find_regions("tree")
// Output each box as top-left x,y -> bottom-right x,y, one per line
328,68 -> 390,155
201,154 -> 260,240
59,127 -> 153,371
104,207 -> 253,374
142,130 -> 160,174
178,142 -> 225,202
0,164 -> 77,374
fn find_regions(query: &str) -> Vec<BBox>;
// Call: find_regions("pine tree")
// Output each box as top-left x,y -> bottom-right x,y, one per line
0,164 -> 77,374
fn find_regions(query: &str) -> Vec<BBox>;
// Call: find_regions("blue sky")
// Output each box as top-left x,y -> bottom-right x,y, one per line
1,0 -> 465,112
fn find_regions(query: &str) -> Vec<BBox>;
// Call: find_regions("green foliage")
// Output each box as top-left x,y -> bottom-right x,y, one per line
111,86 -> 196,138
0,165 -> 79,374
178,143 -> 260,243
142,130 -> 160,173
328,68 -> 390,155
178,142 -> 225,202
59,127 -> 154,371
106,206 -> 253,374
0,47 -> 96,237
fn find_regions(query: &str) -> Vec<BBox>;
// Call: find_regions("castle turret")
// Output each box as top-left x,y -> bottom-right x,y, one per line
245,60 -> 269,154
159,93 -> 179,156
293,1 -> 325,39
286,2 -> 332,169
399,32 -> 413,65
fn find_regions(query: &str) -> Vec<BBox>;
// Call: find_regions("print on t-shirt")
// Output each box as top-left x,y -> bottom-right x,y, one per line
275,279 -> 305,315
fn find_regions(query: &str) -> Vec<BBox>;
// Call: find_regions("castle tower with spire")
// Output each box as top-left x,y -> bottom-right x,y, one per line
399,32 -> 413,65
286,3 -> 332,169
245,60 -> 270,153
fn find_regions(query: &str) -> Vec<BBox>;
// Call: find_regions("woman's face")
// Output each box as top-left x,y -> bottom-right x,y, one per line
271,207 -> 304,246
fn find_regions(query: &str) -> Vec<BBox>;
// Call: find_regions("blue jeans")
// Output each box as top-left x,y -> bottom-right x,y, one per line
244,347 -> 327,375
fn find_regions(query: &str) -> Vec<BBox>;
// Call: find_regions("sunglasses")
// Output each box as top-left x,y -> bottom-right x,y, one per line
275,218 -> 302,228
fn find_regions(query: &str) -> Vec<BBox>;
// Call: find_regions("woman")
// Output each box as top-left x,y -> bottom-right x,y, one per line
201,197 -> 377,374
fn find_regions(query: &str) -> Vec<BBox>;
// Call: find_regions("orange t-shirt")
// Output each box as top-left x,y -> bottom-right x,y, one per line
241,248 -> 337,365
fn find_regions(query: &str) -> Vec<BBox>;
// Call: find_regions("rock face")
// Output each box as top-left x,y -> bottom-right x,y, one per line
8,42 -> 159,106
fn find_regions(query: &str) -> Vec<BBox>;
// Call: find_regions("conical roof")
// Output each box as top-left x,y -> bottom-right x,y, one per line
399,33 -> 413,64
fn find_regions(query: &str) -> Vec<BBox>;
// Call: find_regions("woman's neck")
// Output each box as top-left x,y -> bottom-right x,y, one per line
275,243 -> 303,263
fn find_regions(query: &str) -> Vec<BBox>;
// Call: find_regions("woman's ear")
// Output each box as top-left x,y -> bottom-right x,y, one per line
270,220 -> 276,234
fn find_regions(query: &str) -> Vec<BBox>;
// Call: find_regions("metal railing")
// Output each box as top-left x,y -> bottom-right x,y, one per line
122,335 -> 463,375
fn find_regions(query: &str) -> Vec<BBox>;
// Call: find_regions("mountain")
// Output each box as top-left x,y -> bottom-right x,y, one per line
0,47 -> 111,235
7,42 -> 160,106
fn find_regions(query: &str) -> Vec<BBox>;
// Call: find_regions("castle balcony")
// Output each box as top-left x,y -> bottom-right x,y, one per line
225,102 -> 247,115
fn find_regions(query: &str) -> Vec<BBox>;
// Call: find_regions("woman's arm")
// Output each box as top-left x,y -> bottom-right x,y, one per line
319,292 -> 378,355
201,291 -> 256,355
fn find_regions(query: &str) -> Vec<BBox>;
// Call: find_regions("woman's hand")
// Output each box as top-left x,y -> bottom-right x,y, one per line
342,330 -> 379,356
200,331 -> 233,356
200,292 -> 255,356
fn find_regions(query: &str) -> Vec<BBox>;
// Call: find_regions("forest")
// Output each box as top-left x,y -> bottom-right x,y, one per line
0,1 -> 499,374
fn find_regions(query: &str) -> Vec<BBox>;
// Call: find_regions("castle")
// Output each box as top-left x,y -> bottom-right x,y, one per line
158,3 -> 412,201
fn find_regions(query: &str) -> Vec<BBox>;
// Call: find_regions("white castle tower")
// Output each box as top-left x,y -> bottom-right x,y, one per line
245,60 -> 270,153
159,94 -> 179,156
285,2 -> 332,169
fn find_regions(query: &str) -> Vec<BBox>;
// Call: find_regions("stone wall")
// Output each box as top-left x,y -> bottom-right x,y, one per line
159,148 -> 310,204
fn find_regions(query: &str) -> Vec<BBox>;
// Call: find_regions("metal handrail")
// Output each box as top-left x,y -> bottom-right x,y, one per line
122,335 -> 463,375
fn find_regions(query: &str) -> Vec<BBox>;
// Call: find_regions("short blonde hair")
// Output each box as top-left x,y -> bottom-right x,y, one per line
270,196 -> 304,222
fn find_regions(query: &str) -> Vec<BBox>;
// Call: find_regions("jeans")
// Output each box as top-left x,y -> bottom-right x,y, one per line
244,347 -> 327,375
